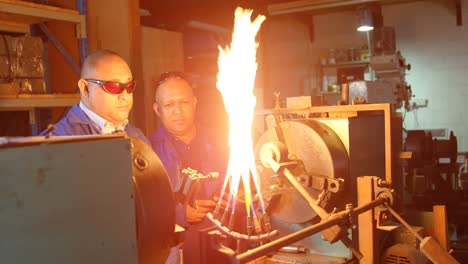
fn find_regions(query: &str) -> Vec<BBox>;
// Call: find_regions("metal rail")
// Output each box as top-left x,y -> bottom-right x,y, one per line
235,196 -> 388,263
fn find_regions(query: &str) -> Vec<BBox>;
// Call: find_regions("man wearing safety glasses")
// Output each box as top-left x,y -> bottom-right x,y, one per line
40,49 -> 148,144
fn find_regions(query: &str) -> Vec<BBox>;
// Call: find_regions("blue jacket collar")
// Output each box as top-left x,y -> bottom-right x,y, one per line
68,104 -> 94,125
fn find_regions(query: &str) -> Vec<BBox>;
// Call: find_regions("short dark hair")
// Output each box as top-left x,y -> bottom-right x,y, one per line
154,71 -> 196,103
155,71 -> 192,89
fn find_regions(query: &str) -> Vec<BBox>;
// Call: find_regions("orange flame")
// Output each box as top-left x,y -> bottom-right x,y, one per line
217,7 -> 266,216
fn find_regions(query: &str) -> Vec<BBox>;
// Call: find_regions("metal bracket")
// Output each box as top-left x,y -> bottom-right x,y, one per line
76,15 -> 87,38
308,175 -> 343,193
372,178 -> 398,231
375,207 -> 399,231
456,0 -> 462,26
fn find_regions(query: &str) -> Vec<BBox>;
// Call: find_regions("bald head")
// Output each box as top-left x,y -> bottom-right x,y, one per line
81,49 -> 129,79
77,49 -> 134,126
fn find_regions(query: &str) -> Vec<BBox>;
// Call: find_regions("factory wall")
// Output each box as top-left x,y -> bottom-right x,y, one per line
262,16 -> 313,107
383,1 -> 468,152
263,0 -> 468,151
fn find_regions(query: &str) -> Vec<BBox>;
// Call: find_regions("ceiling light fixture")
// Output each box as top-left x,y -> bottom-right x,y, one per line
357,6 -> 374,32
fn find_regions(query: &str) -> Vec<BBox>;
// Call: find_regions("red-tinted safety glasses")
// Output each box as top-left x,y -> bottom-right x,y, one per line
86,79 -> 136,94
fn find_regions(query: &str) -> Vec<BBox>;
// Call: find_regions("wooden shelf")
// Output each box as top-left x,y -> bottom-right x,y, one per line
321,60 -> 369,69
0,93 -> 80,109
0,0 -> 85,36
0,1 -> 86,135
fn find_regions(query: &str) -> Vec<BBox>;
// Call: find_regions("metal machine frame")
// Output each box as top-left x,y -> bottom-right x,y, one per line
199,103 -> 458,263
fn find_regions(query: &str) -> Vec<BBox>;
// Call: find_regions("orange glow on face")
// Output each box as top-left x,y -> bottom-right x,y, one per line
217,7 -> 266,216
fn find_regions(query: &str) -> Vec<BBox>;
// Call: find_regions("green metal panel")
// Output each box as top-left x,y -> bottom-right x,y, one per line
0,137 -> 137,264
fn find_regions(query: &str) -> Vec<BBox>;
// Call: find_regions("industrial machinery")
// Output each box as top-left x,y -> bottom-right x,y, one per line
0,106 -> 460,264
404,129 -> 461,205
343,25 -> 412,111
197,103 -> 459,264
349,51 -> 412,110
0,134 -> 175,264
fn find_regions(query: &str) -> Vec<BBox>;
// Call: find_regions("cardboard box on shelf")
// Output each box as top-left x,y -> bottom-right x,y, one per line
0,34 -> 46,94
19,79 -> 46,94
0,35 -> 44,58
0,56 -> 45,79
0,78 -> 46,95
0,81 -> 20,95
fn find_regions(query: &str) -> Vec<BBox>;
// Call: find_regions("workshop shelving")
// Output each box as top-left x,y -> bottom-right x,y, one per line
0,93 -> 80,135
320,60 -> 369,69
320,59 -> 370,95
0,0 -> 85,36
0,0 -> 86,134
0,93 -> 80,109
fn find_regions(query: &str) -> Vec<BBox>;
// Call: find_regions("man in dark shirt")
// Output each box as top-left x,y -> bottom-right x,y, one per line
150,72 -> 227,263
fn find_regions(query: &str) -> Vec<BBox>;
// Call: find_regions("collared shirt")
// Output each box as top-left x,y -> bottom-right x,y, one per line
150,125 -> 228,264
38,104 -> 150,146
150,125 -> 228,225
170,132 -> 210,180
79,101 -> 128,134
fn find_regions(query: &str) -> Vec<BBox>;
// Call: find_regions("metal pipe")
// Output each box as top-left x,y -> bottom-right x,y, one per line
206,213 -> 279,242
384,203 -> 424,241
77,0 -> 88,66
283,168 -> 328,218
235,197 -> 387,263
186,20 -> 230,34
268,0 -> 415,15
235,217 -> 338,263
278,245 -> 308,253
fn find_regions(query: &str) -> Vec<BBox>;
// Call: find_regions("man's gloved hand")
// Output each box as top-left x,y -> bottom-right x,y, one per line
186,199 -> 216,224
